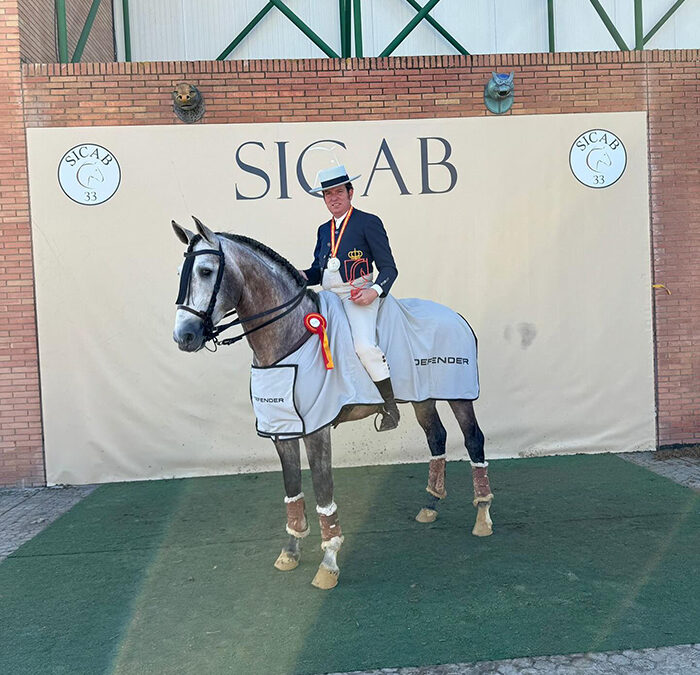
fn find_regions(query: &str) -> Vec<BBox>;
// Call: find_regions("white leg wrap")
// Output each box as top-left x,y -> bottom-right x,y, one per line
320,534 -> 344,552
316,501 -> 337,516
284,492 -> 304,503
285,523 -> 310,538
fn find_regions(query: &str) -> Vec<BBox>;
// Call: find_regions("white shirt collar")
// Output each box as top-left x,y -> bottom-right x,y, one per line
334,211 -> 349,228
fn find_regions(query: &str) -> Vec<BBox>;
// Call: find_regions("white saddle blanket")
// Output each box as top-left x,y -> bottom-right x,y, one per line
250,291 -> 479,439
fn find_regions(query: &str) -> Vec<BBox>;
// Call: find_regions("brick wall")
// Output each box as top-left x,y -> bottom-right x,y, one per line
0,0 -> 45,486
647,58 -> 700,445
1,49 -> 698,484
19,0 -> 115,64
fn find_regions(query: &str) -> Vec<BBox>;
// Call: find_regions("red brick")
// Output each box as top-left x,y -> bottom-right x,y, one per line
1,42 -> 699,484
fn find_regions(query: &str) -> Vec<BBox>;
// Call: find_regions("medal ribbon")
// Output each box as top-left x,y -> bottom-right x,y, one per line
330,206 -> 354,260
304,313 -> 334,370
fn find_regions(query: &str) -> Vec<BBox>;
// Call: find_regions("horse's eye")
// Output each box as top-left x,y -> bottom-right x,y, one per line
199,268 -> 212,277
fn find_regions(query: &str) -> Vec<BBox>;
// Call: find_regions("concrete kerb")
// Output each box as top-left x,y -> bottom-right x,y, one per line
0,484 -> 96,561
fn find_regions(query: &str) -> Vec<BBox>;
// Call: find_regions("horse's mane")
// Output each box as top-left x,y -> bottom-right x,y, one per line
218,232 -> 307,288
188,231 -> 317,306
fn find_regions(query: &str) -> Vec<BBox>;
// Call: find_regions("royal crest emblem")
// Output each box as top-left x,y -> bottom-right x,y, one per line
345,249 -> 369,283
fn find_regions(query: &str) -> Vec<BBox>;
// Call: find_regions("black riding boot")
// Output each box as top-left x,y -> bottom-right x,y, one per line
375,378 -> 400,432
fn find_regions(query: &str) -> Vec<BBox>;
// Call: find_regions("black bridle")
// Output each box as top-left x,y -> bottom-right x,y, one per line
175,237 -> 307,348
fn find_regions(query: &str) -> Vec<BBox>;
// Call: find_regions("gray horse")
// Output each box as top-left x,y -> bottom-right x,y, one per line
172,217 -> 493,590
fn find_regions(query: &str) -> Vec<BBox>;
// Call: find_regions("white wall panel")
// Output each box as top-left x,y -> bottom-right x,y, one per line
644,0 -> 700,50
494,0 -> 548,54
211,0 -> 341,60
671,1 -> 700,49
121,0 -> 341,61
360,0 -> 471,57
115,0 -> 700,60
128,0 -> 186,62
444,0 -> 496,55
555,0 -> 634,52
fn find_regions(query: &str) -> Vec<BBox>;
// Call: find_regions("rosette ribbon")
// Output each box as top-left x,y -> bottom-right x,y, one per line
304,313 -> 334,370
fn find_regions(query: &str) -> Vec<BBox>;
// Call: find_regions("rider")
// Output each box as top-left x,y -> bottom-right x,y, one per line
300,164 -> 400,432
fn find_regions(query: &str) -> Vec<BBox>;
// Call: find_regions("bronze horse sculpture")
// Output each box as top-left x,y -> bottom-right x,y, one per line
172,217 -> 493,590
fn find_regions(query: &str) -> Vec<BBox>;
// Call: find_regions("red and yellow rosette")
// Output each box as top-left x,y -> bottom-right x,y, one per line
304,313 -> 334,370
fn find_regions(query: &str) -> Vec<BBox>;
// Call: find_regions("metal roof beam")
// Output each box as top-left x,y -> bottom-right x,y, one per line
269,0 -> 340,58
72,0 -> 103,62
353,0 -> 363,57
122,0 -> 131,61
55,0 -> 68,62
402,0 -> 469,55
643,0 -> 689,45
217,1 -> 274,60
218,0 -> 339,60
547,0 -> 556,52
380,0 -> 443,57
589,0 -> 630,51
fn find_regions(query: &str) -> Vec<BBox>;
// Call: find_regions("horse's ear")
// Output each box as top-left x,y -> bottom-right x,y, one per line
192,216 -> 218,246
172,220 -> 195,244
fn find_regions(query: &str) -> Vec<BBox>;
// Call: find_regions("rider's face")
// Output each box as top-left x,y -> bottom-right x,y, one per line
323,185 -> 353,219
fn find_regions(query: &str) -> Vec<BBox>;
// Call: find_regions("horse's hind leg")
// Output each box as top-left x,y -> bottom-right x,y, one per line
448,400 -> 494,537
412,400 -> 448,524
273,438 -> 309,571
303,426 -> 343,590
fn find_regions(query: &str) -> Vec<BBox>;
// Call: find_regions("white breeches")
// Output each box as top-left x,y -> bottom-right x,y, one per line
322,270 -> 390,381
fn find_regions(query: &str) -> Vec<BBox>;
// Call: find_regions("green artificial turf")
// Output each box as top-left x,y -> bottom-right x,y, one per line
1,454 -> 698,675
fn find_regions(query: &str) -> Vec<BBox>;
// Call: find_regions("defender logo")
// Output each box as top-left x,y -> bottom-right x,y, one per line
58,144 -> 121,206
254,396 -> 285,403
569,129 -> 626,189
415,356 -> 470,366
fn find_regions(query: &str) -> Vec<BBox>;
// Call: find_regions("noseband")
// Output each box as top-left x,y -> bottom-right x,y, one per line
176,236 -> 307,347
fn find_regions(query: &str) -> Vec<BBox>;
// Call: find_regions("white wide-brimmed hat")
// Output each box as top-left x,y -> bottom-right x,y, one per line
310,164 -> 361,193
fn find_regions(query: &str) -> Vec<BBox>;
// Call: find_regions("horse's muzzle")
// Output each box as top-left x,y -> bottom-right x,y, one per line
174,317 -> 205,352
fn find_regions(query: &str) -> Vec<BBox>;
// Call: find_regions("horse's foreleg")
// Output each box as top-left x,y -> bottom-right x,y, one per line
273,438 -> 308,571
449,400 -> 493,536
303,426 -> 343,590
412,400 -> 448,523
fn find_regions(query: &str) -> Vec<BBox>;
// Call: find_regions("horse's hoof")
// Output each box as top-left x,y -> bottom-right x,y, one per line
415,508 -> 438,523
472,521 -> 493,537
274,550 -> 300,571
472,503 -> 493,537
311,565 -> 338,590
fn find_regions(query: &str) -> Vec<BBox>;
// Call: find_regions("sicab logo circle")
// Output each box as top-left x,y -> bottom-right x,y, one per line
58,144 -> 121,205
569,129 -> 627,189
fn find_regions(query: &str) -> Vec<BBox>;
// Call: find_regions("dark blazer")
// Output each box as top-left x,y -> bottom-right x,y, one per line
303,208 -> 398,297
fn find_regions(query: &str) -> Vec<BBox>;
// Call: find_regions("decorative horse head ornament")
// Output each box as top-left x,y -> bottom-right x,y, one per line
484,71 -> 514,114
172,82 -> 205,123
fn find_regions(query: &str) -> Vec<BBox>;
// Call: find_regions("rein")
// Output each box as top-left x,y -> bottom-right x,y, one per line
176,238 -> 308,348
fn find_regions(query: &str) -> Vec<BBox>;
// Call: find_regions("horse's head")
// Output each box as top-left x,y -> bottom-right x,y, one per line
585,148 -> 612,173
172,216 -> 241,352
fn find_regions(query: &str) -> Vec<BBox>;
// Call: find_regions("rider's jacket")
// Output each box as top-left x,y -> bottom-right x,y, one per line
302,208 -> 398,297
